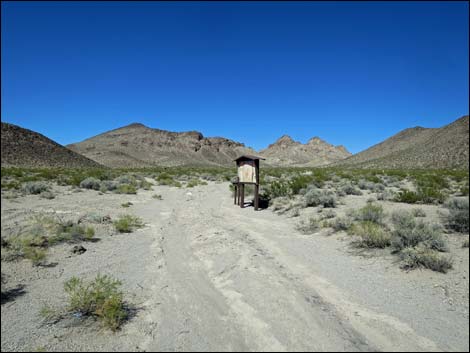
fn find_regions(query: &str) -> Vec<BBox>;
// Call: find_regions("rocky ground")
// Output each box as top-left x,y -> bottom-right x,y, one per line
1,182 -> 469,352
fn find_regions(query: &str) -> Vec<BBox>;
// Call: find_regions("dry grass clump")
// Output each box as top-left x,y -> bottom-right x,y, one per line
348,221 -> 391,248
113,215 -> 144,233
296,217 -> 320,234
411,208 -> 426,217
331,216 -> 353,231
399,246 -> 453,273
352,203 -> 385,224
64,274 -> 128,331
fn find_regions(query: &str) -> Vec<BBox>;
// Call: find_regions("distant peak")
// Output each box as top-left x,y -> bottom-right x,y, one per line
276,135 -> 296,144
307,136 -> 328,145
124,122 -> 147,128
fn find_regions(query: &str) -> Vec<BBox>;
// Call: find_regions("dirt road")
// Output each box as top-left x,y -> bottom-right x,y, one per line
1,182 -> 468,351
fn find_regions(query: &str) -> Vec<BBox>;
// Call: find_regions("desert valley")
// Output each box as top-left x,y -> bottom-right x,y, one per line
1,116 -> 469,351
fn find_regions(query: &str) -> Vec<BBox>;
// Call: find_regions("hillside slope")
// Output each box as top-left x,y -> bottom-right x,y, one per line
337,115 -> 469,169
67,123 -> 257,168
1,122 -> 102,168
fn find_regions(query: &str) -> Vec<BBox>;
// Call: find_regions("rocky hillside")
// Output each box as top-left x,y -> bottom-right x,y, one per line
259,135 -> 352,167
67,123 -> 258,168
337,115 -> 469,170
1,122 -> 102,168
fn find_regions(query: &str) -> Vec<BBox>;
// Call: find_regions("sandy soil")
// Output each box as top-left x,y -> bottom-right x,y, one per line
1,182 -> 469,352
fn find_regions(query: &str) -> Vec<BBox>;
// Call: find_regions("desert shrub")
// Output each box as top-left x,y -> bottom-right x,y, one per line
84,226 -> 95,241
337,181 -> 362,196
353,204 -> 385,224
186,179 -> 207,188
296,217 -> 320,234
49,222 -> 95,245
459,184 -> 469,196
358,179 -> 385,192
391,211 -> 447,252
23,247 -> 47,266
21,181 -> 49,195
399,246 -> 453,273
152,194 -> 163,200
64,274 -> 127,331
289,175 -> 315,195
321,209 -> 336,219
395,187 -> 446,204
331,216 -> 353,231
40,191 -> 55,199
377,189 -> 396,201
443,198 -> 469,233
113,215 -> 144,233
270,197 -> 290,212
348,221 -> 391,248
100,180 -> 118,192
265,180 -> 291,199
116,184 -> 137,194
121,202 -> 133,208
79,177 -> 101,190
304,188 -> 337,208
412,208 -> 426,217
462,239 -> 469,248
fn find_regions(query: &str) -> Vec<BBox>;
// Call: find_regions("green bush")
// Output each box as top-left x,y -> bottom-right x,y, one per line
443,198 -> 469,233
116,184 -> 137,194
113,215 -> 144,233
394,188 -> 445,204
64,274 -> 127,331
23,247 -> 47,266
400,246 -> 453,273
348,221 -> 391,248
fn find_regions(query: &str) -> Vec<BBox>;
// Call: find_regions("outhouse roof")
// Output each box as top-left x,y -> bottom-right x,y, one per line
234,155 -> 266,162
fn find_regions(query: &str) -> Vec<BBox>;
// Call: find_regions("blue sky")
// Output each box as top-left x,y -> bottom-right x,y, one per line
1,1 -> 468,153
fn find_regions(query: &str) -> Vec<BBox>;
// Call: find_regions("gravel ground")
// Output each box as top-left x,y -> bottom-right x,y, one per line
1,182 -> 469,352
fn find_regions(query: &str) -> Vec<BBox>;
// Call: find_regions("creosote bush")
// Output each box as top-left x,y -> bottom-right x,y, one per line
64,274 -> 127,331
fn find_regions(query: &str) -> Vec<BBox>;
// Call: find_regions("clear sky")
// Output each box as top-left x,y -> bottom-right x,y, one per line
1,1 -> 468,153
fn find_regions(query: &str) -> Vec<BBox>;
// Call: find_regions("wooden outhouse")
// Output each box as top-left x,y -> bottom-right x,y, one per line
233,155 -> 265,210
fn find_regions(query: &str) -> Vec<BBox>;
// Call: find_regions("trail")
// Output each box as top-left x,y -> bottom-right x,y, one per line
128,183 -> 466,352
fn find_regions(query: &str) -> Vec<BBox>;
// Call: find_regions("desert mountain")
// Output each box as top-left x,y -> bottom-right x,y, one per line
336,115 -> 469,169
259,135 -> 352,167
1,122 -> 102,168
67,123 -> 258,168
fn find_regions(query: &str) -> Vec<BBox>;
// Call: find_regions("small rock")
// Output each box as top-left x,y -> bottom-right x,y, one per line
71,245 -> 87,255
